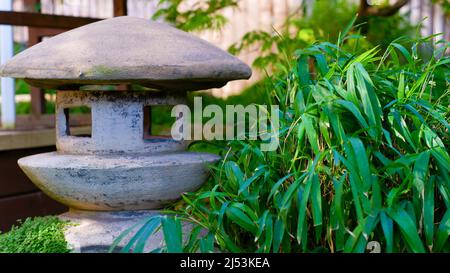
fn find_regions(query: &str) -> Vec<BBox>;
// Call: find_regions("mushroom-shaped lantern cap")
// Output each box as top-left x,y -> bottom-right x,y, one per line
0,16 -> 252,91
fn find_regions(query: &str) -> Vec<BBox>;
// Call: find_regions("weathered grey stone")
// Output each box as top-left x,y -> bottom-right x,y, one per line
60,210 -> 195,253
18,151 -> 220,210
0,16 -> 252,91
56,90 -> 186,155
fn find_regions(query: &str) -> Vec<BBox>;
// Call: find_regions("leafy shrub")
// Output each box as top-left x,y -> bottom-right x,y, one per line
114,20 -> 449,253
0,216 -> 69,253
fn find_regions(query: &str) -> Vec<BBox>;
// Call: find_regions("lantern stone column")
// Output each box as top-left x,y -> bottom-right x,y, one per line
0,16 -> 251,252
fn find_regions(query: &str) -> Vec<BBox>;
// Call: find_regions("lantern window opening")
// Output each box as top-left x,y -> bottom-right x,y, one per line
143,105 -> 176,141
63,105 -> 92,138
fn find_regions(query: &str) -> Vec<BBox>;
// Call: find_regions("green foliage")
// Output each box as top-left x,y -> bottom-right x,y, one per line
15,79 -> 31,95
152,0 -> 238,32
363,12 -> 416,50
8,43 -> 31,95
114,25 -> 450,253
188,80 -> 270,107
229,0 -> 416,72
13,101 -> 56,115
0,216 -> 70,253
432,0 -> 450,16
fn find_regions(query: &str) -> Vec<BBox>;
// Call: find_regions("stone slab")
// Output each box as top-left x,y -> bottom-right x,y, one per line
18,151 -> 220,210
60,210 -> 171,253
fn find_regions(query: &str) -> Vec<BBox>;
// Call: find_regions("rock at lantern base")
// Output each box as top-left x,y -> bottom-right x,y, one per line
61,210 -> 195,253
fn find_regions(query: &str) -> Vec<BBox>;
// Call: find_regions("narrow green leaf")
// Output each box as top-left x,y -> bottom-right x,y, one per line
273,216 -> 285,253
134,217 -> 162,253
109,217 -> 153,253
162,217 -> 183,253
226,206 -> 258,235
311,174 -> 323,227
302,114 -> 320,155
268,173 -> 294,201
296,174 -> 314,244
224,161 -> 244,190
199,232 -> 215,253
387,207 -> 426,253
333,174 -> 346,251
434,210 -> 450,252
424,176 -> 435,250
380,211 -> 394,253
262,215 -> 273,253
238,166 -> 265,195
397,72 -> 405,100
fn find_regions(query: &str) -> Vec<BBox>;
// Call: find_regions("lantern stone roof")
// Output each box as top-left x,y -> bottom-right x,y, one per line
0,16 -> 251,91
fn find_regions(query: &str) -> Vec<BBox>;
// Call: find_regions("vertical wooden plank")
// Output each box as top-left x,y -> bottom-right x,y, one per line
229,0 -> 248,95
128,0 -> 135,17
98,0 -> 104,18
76,0 -> 82,17
139,0 -> 145,18
423,0 -> 432,36
444,11 -> 449,44
417,0 -> 424,27
44,0 -> 49,14
84,0 -> 92,17
89,0 -> 96,18
218,6 -> 234,97
106,0 -> 113,18
113,0 -> 127,16
62,0 -> 71,16
25,0 -> 46,119
23,0 -> 37,12
430,1 -> 435,36
247,0 -> 259,31
27,29 -> 46,119
81,0 -> 89,17
273,0 -> 287,29
55,0 -> 63,15
409,0 -> 418,24
17,0 -> 30,43
30,88 -> 46,117
262,0 -> 273,32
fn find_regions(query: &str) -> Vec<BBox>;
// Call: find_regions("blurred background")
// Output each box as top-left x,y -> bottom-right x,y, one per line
0,0 -> 448,231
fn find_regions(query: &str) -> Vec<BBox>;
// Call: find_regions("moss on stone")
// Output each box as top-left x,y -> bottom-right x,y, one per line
85,65 -> 120,77
0,216 -> 70,253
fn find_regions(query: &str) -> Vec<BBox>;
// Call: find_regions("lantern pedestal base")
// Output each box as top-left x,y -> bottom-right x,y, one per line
60,209 -> 193,253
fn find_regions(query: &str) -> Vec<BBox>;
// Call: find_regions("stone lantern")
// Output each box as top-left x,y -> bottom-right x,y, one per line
0,16 -> 251,252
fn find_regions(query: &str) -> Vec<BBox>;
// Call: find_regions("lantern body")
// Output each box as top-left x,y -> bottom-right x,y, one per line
18,90 -> 218,210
